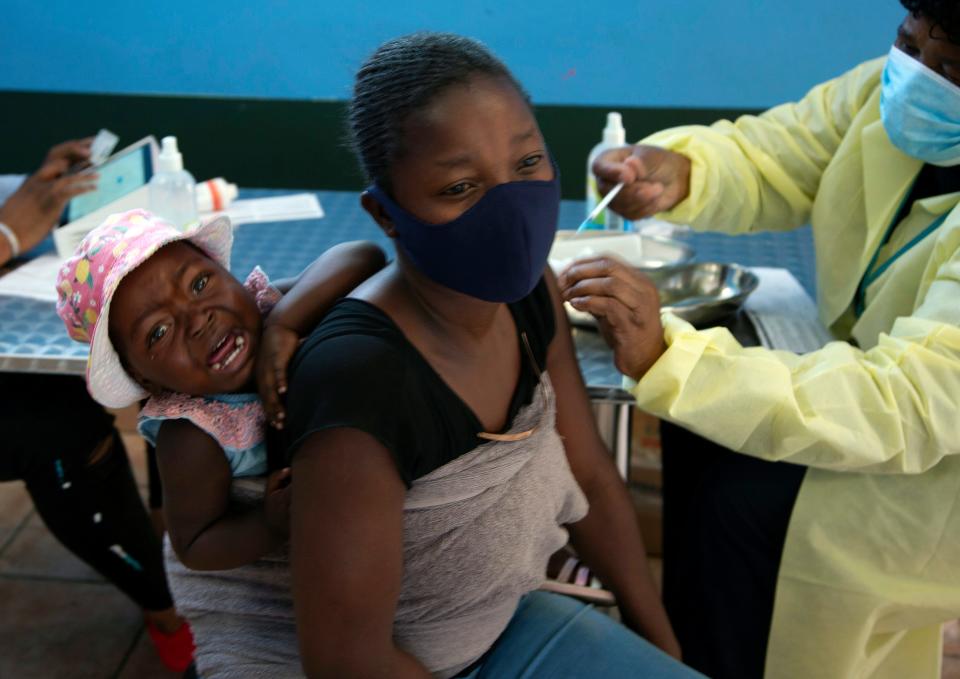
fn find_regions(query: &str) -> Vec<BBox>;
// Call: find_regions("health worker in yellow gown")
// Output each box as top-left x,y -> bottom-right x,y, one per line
559,3 -> 960,679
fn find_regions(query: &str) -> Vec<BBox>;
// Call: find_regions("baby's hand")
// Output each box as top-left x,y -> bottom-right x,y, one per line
256,324 -> 300,429
264,467 -> 292,537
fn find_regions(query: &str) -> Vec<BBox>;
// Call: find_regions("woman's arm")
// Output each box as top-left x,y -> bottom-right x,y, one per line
0,139 -> 97,266
543,270 -> 681,658
155,419 -> 288,570
290,427 -> 431,678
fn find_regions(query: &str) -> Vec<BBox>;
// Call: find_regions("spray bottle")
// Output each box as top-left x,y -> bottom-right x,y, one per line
149,136 -> 198,229
585,112 -> 628,231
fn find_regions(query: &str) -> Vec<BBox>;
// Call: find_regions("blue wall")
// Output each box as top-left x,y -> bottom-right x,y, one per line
0,1 -> 904,109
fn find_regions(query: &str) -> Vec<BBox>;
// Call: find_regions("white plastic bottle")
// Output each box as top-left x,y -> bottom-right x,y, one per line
585,112 -> 628,231
149,136 -> 198,229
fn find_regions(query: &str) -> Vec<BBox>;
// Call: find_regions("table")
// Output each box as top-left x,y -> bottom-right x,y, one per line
0,189 -> 816,477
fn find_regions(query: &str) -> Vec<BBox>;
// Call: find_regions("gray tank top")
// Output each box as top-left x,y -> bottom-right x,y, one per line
165,372 -> 587,678
395,373 -> 589,677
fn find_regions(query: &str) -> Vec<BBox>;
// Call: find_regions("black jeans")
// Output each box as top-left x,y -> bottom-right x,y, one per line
660,422 -> 806,679
1,373 -> 173,611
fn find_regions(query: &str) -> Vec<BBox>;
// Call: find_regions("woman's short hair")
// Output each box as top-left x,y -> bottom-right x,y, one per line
348,32 -> 529,190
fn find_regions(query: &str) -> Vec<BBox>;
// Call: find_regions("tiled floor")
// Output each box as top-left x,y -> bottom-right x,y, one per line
2,427 -> 959,678
0,434 -> 178,679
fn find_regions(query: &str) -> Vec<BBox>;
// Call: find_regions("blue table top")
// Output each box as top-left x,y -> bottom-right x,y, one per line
0,189 -> 815,390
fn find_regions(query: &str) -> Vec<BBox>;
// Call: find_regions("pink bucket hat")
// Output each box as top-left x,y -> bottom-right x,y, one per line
56,209 -> 233,408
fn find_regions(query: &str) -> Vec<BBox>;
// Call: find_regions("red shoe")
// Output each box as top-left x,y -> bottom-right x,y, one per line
146,619 -> 196,673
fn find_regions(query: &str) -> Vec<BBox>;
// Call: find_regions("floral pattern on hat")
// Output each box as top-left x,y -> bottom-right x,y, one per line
55,208 -> 234,408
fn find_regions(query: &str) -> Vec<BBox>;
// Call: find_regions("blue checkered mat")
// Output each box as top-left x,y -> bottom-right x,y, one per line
0,189 -> 815,386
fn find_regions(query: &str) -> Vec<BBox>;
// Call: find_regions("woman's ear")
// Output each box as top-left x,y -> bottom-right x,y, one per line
361,191 -> 398,238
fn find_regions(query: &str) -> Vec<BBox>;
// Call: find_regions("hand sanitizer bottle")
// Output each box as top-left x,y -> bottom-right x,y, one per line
149,136 -> 198,229
585,112 -> 628,231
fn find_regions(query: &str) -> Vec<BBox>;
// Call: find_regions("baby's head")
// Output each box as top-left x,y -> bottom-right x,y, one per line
57,209 -> 262,408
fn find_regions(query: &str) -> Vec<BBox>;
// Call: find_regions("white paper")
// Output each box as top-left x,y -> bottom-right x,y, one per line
211,193 -> 324,226
0,254 -> 64,302
548,232 -> 689,273
744,267 -> 834,354
90,128 -> 119,165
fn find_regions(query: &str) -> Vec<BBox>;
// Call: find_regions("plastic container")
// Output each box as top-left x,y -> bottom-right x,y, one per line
585,112 -> 628,231
149,136 -> 198,229
196,178 -> 239,213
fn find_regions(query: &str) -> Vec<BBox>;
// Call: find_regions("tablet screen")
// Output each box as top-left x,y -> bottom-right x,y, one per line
66,143 -> 153,222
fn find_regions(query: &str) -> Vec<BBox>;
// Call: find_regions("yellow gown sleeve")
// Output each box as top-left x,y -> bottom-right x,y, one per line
642,58 -> 883,235
631,233 -> 960,473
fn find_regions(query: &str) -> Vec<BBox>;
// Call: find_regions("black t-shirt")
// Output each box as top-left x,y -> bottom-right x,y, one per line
909,163 -> 960,203
283,278 -> 556,487
893,164 -> 960,227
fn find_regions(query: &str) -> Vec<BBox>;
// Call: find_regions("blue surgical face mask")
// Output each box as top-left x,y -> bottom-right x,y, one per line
880,45 -> 960,167
367,166 -> 560,303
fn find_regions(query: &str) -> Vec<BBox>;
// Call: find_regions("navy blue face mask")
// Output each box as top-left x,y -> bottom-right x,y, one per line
367,168 -> 560,303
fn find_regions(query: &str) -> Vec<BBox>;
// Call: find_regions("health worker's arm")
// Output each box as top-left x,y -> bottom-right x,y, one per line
643,58 -> 884,235
631,239 -> 960,474
155,419 -> 290,570
257,241 -> 387,425
290,428 -> 431,678
543,270 -> 681,659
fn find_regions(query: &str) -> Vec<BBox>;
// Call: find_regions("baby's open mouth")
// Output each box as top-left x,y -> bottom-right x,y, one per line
208,331 -> 246,371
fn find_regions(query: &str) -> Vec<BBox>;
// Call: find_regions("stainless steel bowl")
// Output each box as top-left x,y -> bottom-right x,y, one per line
565,262 -> 759,328
659,263 -> 759,325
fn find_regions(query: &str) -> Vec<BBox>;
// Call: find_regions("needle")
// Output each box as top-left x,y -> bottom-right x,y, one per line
577,182 -> 625,232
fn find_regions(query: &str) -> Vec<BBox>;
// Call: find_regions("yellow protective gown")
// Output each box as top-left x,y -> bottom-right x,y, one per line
631,56 -> 960,679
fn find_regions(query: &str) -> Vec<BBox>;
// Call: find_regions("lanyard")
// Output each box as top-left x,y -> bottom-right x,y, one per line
855,209 -> 951,316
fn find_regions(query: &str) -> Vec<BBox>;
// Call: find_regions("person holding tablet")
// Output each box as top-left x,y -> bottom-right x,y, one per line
0,139 -> 195,673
